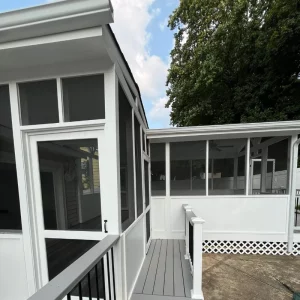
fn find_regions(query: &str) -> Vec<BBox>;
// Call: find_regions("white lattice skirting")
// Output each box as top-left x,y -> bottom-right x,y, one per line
203,240 -> 300,256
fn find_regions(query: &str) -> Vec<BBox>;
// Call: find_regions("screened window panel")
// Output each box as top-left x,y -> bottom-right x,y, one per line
0,85 -> 22,230
63,74 -> 105,122
118,84 -> 135,230
19,80 -> 59,125
250,137 -> 289,194
209,139 -> 247,195
144,160 -> 150,207
135,116 -> 143,216
170,141 -> 206,196
143,132 -> 146,152
151,143 -> 166,196
45,239 -> 97,280
38,139 -> 102,231
146,211 -> 150,243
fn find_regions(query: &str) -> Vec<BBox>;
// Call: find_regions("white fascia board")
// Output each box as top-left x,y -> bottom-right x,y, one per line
147,120 -> 300,142
0,0 -> 113,43
0,27 -> 103,51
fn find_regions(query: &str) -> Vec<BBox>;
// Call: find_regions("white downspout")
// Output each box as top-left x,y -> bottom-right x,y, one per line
287,136 -> 300,253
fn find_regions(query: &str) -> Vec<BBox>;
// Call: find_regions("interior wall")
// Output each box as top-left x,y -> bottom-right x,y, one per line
0,234 -> 28,300
152,195 -> 289,242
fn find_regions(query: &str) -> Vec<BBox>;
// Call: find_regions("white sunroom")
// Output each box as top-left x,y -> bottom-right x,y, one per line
0,1 -> 300,300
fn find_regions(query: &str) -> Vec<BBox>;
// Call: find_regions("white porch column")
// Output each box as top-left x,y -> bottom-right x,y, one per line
287,135 -> 299,252
260,148 -> 268,193
104,67 -> 123,300
205,141 -> 209,196
9,82 -> 37,296
191,217 -> 205,300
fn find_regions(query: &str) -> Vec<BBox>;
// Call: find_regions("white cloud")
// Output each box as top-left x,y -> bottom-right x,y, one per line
149,97 -> 171,126
111,0 -> 171,128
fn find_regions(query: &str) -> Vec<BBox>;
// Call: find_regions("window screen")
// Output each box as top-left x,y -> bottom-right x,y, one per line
151,143 -> 166,196
118,84 -> 135,230
0,85 -> 22,230
144,160 -> 150,207
135,116 -> 143,216
63,75 -> 105,122
170,141 -> 206,196
209,139 -> 247,195
250,137 -> 289,194
19,80 -> 59,125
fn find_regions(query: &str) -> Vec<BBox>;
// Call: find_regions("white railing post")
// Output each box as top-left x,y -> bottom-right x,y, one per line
183,204 -> 192,259
191,217 -> 205,300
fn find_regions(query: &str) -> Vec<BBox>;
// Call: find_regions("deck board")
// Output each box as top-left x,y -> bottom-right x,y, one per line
153,240 -> 167,295
143,240 -> 162,294
163,240 -> 174,296
174,240 -> 185,297
179,240 -> 192,298
132,239 -> 192,300
134,241 -> 156,294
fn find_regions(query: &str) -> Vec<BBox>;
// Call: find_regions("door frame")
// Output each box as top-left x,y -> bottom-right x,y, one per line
24,125 -> 108,286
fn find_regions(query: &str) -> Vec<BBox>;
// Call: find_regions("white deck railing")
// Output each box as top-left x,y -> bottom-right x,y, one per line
183,204 -> 205,300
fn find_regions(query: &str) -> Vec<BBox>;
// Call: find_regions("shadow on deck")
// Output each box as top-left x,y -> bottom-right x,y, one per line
131,239 -> 192,300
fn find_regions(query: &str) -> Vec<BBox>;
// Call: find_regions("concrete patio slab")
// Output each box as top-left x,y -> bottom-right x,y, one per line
202,253 -> 300,300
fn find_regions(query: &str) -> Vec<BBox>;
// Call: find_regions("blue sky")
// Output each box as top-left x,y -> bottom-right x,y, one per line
0,0 -> 178,128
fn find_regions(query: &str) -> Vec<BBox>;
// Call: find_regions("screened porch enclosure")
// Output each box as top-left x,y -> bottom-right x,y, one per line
148,126 -> 300,244
151,137 -> 290,197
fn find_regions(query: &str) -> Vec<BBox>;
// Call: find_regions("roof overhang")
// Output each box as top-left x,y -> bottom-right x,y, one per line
0,1 -> 115,83
0,0 -> 113,43
147,121 -> 300,143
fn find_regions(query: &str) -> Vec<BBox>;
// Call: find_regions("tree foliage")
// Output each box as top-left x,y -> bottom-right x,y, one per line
167,0 -> 300,126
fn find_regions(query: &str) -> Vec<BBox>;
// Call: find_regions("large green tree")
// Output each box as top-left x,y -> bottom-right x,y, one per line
167,0 -> 300,126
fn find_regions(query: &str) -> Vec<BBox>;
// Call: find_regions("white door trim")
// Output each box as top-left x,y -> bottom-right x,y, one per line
25,126 -> 107,286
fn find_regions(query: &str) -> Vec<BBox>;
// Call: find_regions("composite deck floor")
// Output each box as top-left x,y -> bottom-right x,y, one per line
132,239 -> 192,300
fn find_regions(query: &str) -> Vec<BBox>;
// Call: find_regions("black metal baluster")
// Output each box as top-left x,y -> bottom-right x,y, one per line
101,257 -> 106,300
189,222 -> 194,266
111,248 -> 116,300
95,264 -> 100,300
296,196 -> 299,226
106,253 -> 112,300
78,282 -> 83,300
88,272 -> 92,300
